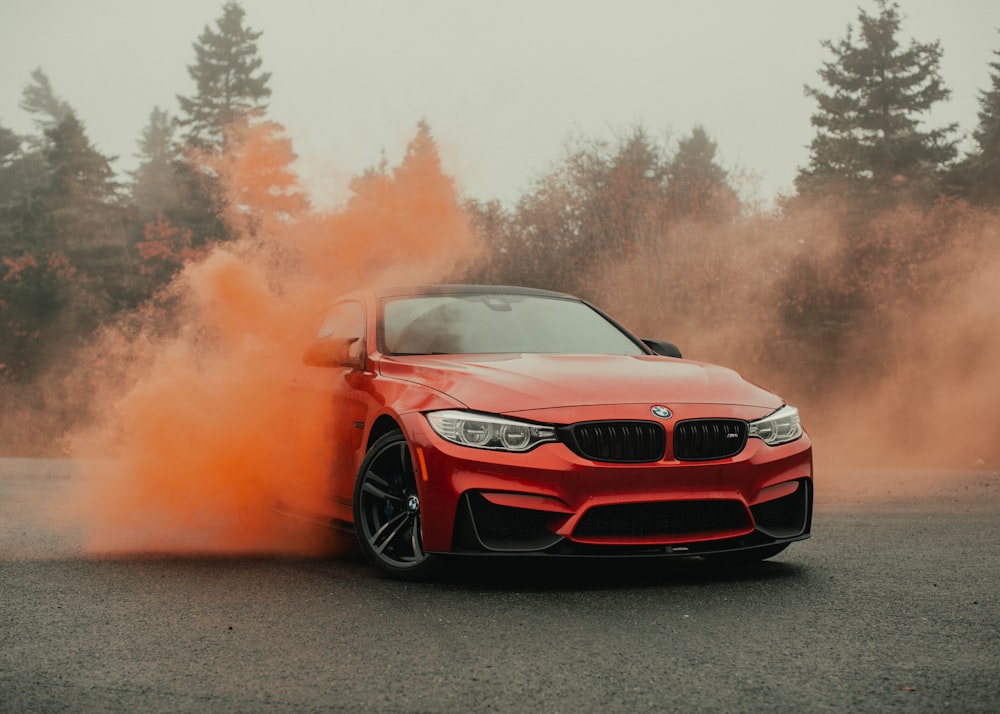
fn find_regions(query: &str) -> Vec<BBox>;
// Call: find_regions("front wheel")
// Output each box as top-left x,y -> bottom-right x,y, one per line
353,430 -> 442,580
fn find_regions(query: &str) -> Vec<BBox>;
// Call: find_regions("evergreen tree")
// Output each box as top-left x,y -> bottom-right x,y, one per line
42,112 -> 123,251
972,37 -> 1000,182
19,68 -> 73,139
665,126 -> 738,220
0,113 -> 114,380
1,83 -> 74,380
162,155 -> 230,251
796,0 -> 957,204
3,70 -> 63,253
40,113 -> 140,326
952,32 -> 1000,205
169,2 -> 273,252
0,125 -> 20,246
0,124 -> 46,253
176,1 -> 271,150
0,125 -> 19,167
130,106 -> 182,225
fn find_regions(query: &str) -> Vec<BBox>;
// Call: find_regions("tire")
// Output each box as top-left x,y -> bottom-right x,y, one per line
353,430 -> 442,580
705,542 -> 789,564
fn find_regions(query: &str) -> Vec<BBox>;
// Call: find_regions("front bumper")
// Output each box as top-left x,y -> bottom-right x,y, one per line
399,407 -> 813,556
453,478 -> 811,556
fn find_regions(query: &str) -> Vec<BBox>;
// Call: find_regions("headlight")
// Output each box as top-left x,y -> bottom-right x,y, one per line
748,405 -> 802,446
426,410 -> 557,452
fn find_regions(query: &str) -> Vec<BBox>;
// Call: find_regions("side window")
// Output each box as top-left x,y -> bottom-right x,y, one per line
317,301 -> 365,341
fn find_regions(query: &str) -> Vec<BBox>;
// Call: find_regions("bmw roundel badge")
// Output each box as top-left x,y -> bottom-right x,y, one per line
650,406 -> 672,419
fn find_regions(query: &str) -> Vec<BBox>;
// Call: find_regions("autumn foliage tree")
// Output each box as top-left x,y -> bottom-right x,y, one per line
469,125 -> 735,297
133,215 -> 205,286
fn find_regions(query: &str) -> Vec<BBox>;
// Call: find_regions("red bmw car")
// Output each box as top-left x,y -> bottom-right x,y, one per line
301,285 -> 812,579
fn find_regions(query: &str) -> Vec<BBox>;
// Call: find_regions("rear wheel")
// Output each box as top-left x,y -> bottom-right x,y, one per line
353,430 -> 442,580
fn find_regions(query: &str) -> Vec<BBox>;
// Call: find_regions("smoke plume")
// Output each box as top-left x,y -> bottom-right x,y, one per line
24,124 -> 1000,554
58,121 -> 479,554
590,197 -> 1000,499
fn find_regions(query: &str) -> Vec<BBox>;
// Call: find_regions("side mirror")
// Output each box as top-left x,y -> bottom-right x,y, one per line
642,339 -> 682,359
303,336 -> 364,369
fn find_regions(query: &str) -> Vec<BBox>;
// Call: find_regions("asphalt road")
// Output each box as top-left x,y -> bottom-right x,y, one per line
1,459 -> 998,713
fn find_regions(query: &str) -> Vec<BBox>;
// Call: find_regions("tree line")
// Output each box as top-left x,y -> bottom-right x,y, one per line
2,0 -> 999,398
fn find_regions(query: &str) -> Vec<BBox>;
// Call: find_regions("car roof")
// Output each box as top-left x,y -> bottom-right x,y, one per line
374,284 -> 576,300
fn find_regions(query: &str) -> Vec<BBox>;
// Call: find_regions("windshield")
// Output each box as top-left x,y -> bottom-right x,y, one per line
382,293 -> 645,355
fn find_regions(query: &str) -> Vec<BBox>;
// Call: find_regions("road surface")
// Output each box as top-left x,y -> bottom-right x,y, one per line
1,458 -> 997,712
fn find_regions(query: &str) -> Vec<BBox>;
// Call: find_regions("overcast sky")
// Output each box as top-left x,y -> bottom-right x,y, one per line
2,0 -> 998,207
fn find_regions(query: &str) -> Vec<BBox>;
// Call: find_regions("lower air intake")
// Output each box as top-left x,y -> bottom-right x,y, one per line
573,500 -> 750,538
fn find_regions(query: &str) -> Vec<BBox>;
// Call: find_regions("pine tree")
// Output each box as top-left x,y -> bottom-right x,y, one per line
44,113 -> 143,315
176,1 -> 271,150
796,0 -> 957,203
0,111 -> 127,380
19,68 -> 73,139
953,32 -> 1000,205
130,106 -> 182,224
7,70 -> 74,253
0,125 -> 19,167
972,39 -> 1000,173
43,112 -> 123,251
1,81 -> 75,381
169,2 -> 273,251
665,126 -> 737,220
0,124 -> 47,254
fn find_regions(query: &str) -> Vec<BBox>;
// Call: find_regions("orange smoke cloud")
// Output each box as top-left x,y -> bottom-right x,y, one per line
59,121 -> 479,554
46,119 -> 1000,545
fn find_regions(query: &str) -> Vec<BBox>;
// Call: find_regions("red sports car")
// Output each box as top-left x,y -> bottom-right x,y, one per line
301,285 -> 812,579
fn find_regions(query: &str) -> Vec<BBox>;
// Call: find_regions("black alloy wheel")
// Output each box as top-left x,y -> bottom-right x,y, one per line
353,430 -> 441,580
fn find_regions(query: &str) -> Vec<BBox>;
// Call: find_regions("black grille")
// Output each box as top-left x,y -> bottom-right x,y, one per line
562,421 -> 666,463
573,500 -> 750,538
673,419 -> 748,461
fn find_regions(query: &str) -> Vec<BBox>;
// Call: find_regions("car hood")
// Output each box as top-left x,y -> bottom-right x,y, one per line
378,353 -> 783,414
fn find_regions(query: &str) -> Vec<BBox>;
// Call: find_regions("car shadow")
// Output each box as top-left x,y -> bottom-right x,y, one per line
7,551 -> 805,594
